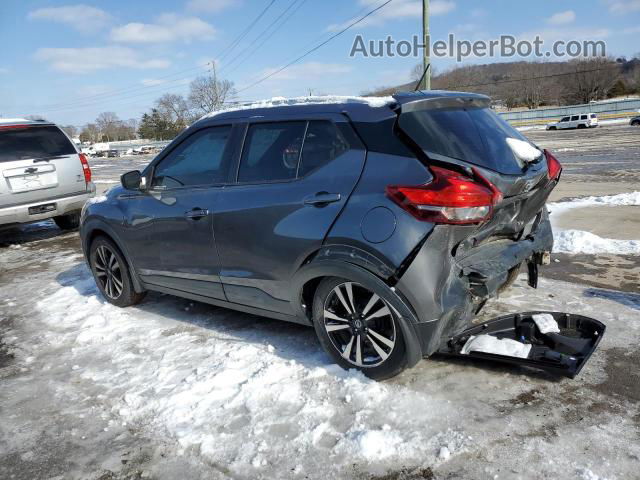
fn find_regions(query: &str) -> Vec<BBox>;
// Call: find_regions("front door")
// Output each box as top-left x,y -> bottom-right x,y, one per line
213,118 -> 366,314
130,125 -> 235,300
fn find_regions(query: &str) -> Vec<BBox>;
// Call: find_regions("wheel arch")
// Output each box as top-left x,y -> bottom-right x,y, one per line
291,259 -> 423,368
82,220 -> 145,293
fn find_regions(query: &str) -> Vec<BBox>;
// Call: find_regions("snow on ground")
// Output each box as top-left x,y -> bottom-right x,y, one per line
23,254 -> 639,479
548,192 -> 640,254
36,275 -> 467,478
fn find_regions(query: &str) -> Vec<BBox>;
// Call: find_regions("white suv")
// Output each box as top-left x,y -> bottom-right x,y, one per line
546,113 -> 598,130
0,119 -> 95,230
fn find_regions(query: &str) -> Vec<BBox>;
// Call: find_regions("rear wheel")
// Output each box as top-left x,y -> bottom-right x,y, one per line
89,236 -> 146,307
54,212 -> 80,230
312,277 -> 407,380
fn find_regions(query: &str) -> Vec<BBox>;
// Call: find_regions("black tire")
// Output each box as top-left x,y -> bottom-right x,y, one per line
89,236 -> 146,307
53,212 -> 80,230
312,277 -> 407,380
632,121 -> 640,126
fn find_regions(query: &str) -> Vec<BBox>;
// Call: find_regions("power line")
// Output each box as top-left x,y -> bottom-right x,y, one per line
235,0 -> 394,94
39,0 -> 394,117
220,0 -> 308,76
34,1 -> 278,111
217,0 -> 277,63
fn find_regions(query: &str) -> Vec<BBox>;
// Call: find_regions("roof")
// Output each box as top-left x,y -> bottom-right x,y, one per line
0,118 -> 52,126
196,90 -> 490,125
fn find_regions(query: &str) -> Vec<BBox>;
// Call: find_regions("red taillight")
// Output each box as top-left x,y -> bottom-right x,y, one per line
79,153 -> 92,183
386,166 -> 502,224
545,149 -> 562,180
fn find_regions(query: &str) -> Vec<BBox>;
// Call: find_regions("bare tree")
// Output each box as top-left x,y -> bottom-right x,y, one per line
126,118 -> 138,136
61,125 -> 77,138
95,112 -> 120,141
79,123 -> 100,143
188,67 -> 235,116
156,93 -> 192,127
561,57 -> 619,104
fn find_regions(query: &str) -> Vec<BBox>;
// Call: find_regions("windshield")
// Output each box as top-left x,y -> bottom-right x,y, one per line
0,125 -> 76,162
398,107 -> 534,175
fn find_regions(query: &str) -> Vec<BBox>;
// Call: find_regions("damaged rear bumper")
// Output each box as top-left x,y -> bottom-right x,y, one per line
395,210 -> 554,357
457,212 -> 554,297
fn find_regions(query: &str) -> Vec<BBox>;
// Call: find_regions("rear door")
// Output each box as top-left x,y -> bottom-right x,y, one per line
0,124 -> 86,207
570,115 -> 580,128
213,116 -> 365,315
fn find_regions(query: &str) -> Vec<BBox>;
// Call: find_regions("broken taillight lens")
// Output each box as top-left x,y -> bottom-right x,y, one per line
545,149 -> 562,180
386,166 -> 502,225
79,153 -> 92,183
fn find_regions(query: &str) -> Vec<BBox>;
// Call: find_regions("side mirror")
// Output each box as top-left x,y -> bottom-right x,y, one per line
121,170 -> 143,190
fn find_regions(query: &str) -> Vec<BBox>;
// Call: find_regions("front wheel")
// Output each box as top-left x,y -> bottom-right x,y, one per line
312,277 -> 407,380
89,236 -> 146,307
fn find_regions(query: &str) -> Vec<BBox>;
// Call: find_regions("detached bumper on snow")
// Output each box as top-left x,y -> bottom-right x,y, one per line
438,311 -> 606,378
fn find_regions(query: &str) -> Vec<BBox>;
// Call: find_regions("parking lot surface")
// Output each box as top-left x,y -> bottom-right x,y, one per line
1,125 -> 639,480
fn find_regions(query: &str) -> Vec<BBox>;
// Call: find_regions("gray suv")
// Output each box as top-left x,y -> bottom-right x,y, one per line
0,119 -> 95,230
80,92 -> 560,379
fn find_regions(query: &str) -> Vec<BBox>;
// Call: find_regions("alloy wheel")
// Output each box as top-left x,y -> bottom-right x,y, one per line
94,245 -> 124,300
323,282 -> 396,368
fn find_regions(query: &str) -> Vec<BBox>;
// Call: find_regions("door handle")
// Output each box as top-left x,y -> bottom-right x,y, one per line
303,192 -> 341,207
185,208 -> 209,220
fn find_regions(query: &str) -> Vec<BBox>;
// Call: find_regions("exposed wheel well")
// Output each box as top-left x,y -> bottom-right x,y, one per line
301,276 -> 325,321
86,228 -> 111,252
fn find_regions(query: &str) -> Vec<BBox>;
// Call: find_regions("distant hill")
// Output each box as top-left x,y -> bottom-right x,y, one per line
365,57 -> 640,109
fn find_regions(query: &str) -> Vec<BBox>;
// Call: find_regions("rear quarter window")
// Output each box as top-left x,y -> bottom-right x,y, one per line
0,125 -> 76,162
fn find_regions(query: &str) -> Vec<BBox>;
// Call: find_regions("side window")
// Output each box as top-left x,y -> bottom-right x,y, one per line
560,117 -> 570,122
152,126 -> 232,188
298,121 -> 349,177
571,115 -> 579,121
238,122 -> 306,183
581,115 -> 588,120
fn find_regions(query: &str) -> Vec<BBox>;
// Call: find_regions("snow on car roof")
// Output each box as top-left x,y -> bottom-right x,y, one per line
0,118 -> 31,124
201,95 -> 396,120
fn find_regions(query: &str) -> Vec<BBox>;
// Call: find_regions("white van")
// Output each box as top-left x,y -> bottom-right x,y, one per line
546,113 -> 598,130
0,119 -> 95,229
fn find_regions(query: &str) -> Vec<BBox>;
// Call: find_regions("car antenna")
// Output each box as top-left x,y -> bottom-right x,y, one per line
413,63 -> 431,93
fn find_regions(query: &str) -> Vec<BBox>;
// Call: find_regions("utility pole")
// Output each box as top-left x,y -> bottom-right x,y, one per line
419,0 -> 431,90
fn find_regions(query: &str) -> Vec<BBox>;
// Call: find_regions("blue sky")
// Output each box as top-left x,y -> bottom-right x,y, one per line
1,0 -> 639,127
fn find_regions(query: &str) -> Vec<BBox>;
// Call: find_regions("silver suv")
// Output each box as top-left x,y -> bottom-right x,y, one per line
0,119 -> 95,230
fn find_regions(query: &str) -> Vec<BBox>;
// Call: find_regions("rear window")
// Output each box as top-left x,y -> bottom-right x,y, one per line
0,125 -> 76,162
398,107 -> 532,175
